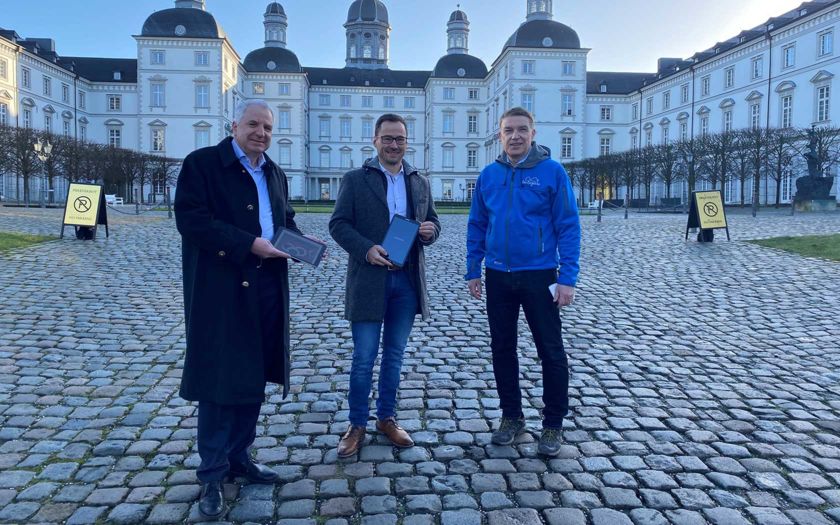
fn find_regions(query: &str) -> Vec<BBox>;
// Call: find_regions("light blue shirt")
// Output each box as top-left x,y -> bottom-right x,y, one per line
504,146 -> 532,167
379,160 -> 407,222
232,139 -> 274,241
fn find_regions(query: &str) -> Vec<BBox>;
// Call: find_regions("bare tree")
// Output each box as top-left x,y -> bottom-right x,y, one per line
0,126 -> 41,205
766,128 -> 799,207
564,161 -> 586,207
637,146 -> 656,203
808,125 -> 840,177
737,127 -> 771,217
699,130 -> 737,202
652,143 -> 679,200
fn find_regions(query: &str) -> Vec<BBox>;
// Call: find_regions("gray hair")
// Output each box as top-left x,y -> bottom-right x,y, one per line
233,99 -> 274,124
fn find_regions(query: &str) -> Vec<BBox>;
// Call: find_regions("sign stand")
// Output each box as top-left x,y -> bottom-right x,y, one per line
61,183 -> 109,240
685,190 -> 730,242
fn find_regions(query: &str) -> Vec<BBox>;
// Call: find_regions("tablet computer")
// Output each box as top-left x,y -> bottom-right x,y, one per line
272,228 -> 327,267
381,215 -> 420,268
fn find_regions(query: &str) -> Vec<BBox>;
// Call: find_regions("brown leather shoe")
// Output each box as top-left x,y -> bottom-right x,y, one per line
337,425 -> 366,458
376,417 -> 414,448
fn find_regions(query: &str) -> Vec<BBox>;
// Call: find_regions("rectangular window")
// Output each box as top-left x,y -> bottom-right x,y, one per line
1,103 -> 9,126
340,94 -> 351,107
320,150 -> 330,168
562,93 -> 574,116
279,143 -> 291,166
23,109 -> 32,128
109,128 -> 121,148
468,114 -> 478,134
383,96 -> 394,108
522,60 -> 535,75
680,121 -> 688,141
663,91 -> 670,110
599,137 -> 611,156
152,128 -> 165,151
43,76 -> 52,97
600,105 -> 612,121
723,110 -> 733,132
442,148 -> 454,169
750,104 -> 761,129
0,59 -> 6,79
681,83 -> 689,103
701,75 -> 710,96
817,85 -> 831,122
44,114 -> 51,133
468,88 -> 479,100
561,136 -> 572,158
662,127 -> 669,145
108,95 -> 121,111
406,119 -> 415,139
362,119 -> 373,139
78,90 -> 86,109
443,113 -> 455,134
278,109 -> 291,131
467,149 -> 477,169
253,82 -> 265,95
362,96 -> 373,108
151,50 -> 165,65
22,67 -> 31,88
562,61 -> 575,76
632,103 -> 638,120
195,128 -> 210,149
442,180 -> 453,200
725,67 -> 735,88
819,30 -> 833,56
62,83 -> 70,103
701,116 -> 710,135
783,44 -> 795,69
521,93 -> 534,114
467,181 -> 476,200
63,120 -> 70,137
195,51 -> 209,66
631,134 -> 638,150
319,118 -> 330,138
319,94 -> 330,106
404,96 -> 415,108
645,129 -> 652,146
751,56 -> 763,79
781,95 -> 793,128
280,83 -> 291,96
341,149 -> 351,169
340,118 -> 351,138
195,84 -> 209,108
646,97 -> 653,115
443,87 -> 455,100
80,125 -> 86,141
151,83 -> 165,107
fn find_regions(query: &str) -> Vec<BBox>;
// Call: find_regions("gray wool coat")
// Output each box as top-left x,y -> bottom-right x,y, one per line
329,157 -> 441,322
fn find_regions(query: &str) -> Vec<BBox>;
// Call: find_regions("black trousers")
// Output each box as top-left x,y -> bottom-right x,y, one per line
485,268 -> 569,429
196,265 -> 282,483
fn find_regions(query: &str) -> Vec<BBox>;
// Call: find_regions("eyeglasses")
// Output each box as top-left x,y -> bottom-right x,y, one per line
377,135 -> 407,145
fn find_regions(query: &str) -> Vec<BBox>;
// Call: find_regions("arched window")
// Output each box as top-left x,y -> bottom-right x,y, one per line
378,46 -> 385,60
350,46 -> 357,59
363,46 -> 372,59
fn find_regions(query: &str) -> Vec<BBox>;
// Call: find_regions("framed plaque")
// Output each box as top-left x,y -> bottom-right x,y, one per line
272,228 -> 327,267
381,215 -> 420,268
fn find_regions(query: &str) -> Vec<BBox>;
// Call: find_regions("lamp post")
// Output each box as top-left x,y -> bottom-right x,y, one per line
685,150 -> 695,208
459,183 -> 465,202
33,138 -> 53,208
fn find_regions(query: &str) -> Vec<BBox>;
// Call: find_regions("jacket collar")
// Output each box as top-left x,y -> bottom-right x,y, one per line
218,136 -> 277,172
361,157 -> 419,210
496,141 -> 550,169
363,156 -> 419,177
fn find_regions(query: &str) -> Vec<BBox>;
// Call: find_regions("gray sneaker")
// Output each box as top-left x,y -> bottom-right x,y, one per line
538,427 -> 563,456
491,417 -> 526,446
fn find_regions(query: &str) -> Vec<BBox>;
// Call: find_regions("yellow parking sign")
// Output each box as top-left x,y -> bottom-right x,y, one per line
694,191 -> 727,230
61,183 -> 109,239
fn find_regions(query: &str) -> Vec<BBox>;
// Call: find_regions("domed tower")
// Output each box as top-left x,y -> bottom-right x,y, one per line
344,0 -> 390,69
526,0 -> 553,20
264,2 -> 288,48
446,8 -> 469,55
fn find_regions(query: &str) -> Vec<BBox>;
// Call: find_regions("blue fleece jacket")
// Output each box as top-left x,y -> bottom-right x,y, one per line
465,143 -> 581,286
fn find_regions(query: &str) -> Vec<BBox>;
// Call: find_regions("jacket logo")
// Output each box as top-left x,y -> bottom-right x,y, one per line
522,176 -> 540,187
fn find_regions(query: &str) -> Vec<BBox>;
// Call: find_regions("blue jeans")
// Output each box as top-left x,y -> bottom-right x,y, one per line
348,270 -> 418,426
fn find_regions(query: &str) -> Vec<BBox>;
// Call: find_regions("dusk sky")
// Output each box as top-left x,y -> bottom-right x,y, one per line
4,0 -> 806,72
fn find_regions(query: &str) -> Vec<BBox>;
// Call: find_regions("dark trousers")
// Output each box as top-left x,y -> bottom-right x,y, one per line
196,264 -> 282,483
485,268 -> 569,429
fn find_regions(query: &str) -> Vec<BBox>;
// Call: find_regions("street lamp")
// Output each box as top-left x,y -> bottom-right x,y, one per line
33,138 -> 53,208
459,183 -> 465,202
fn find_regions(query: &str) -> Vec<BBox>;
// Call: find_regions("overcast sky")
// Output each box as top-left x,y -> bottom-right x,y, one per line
4,0 -> 806,72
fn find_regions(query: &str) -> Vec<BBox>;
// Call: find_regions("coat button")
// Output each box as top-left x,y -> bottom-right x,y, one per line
218,250 -> 226,257
241,281 -> 250,288
246,204 -> 254,211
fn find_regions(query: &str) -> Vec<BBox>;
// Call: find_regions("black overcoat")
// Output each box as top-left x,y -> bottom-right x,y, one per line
174,137 -> 300,404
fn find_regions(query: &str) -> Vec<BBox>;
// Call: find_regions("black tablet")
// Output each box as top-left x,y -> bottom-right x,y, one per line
381,215 -> 420,268
272,228 -> 327,267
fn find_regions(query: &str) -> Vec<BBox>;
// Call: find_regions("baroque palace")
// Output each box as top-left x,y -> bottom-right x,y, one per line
0,0 -> 838,203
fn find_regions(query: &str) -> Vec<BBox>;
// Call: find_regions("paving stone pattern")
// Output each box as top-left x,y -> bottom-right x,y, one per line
0,206 -> 839,524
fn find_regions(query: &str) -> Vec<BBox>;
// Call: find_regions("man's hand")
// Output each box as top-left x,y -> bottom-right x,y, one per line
366,245 -> 393,267
468,278 -> 482,300
553,284 -> 575,307
251,237 -> 291,259
418,221 -> 437,242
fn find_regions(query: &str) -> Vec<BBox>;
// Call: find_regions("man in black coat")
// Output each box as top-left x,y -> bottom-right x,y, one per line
174,100 -> 303,519
330,113 -> 440,458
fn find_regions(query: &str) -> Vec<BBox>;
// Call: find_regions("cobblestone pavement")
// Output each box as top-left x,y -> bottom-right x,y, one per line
1,206 -> 839,525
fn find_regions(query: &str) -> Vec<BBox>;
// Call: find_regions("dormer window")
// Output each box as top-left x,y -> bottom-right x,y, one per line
600,82 -> 607,93
800,9 -> 808,16
113,71 -> 121,81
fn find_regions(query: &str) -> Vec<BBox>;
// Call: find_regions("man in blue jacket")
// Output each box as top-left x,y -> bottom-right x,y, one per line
466,107 -> 581,456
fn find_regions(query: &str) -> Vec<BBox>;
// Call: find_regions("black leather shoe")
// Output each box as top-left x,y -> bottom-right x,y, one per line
198,480 -> 226,519
228,461 -> 280,484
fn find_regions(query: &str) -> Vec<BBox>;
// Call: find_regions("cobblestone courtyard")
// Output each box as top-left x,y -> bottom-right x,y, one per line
1,206 -> 839,525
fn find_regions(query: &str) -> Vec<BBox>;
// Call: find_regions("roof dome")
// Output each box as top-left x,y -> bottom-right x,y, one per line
346,0 -> 389,24
449,10 -> 468,23
505,19 -> 580,50
141,8 -> 225,39
243,47 -> 301,73
433,54 -> 487,79
265,2 -> 285,15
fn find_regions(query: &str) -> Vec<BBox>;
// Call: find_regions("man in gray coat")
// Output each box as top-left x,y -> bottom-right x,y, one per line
329,113 -> 441,458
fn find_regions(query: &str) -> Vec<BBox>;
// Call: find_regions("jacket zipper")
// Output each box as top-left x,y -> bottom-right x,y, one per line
538,226 -> 543,255
504,167 -> 515,271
